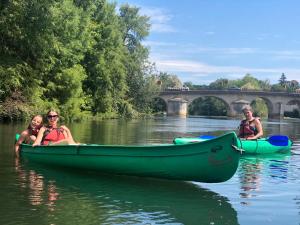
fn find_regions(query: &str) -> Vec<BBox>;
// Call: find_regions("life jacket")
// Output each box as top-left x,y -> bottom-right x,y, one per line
238,119 -> 258,138
42,126 -> 65,145
27,124 -> 42,136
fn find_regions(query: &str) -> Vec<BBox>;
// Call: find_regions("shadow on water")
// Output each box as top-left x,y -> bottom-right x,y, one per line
14,159 -> 239,225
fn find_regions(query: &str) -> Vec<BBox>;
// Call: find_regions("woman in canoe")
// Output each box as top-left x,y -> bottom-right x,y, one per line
238,105 -> 263,140
33,110 -> 77,146
15,114 -> 43,156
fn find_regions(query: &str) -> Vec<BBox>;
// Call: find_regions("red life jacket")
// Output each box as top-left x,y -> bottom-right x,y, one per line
27,124 -> 42,136
42,126 -> 65,145
238,119 -> 258,138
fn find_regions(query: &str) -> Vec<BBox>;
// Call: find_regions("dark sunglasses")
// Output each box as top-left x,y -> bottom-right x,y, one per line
47,115 -> 58,119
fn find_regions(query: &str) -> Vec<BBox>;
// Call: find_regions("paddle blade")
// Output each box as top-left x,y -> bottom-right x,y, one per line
198,135 -> 215,139
15,133 -> 20,143
267,135 -> 289,146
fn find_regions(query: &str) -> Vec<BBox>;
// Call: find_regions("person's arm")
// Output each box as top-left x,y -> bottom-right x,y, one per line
32,127 -> 46,146
15,130 -> 28,156
60,125 -> 76,144
247,119 -> 263,140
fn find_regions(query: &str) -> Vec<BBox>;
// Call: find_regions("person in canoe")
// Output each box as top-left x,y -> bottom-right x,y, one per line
15,114 -> 43,156
33,110 -> 77,146
238,105 -> 263,140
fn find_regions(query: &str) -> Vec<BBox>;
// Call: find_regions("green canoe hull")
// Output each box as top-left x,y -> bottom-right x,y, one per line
173,136 -> 292,154
20,132 -> 240,183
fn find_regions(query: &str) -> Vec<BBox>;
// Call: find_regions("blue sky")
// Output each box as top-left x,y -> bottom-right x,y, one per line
115,0 -> 300,84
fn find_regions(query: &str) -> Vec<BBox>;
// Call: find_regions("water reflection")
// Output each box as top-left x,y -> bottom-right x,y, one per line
238,155 -> 290,205
16,159 -> 239,225
15,158 -> 59,212
238,157 -> 263,202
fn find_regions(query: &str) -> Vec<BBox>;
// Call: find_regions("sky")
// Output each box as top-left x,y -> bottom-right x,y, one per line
114,0 -> 300,85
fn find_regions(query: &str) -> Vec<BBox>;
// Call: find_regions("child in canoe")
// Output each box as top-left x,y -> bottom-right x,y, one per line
15,114 -> 43,156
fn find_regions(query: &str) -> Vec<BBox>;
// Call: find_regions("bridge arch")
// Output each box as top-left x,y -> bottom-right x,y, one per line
188,96 -> 231,117
158,90 -> 300,119
152,97 -> 167,114
249,97 -> 273,118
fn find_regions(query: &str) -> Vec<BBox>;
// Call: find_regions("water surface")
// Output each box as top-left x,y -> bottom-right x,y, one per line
1,117 -> 300,225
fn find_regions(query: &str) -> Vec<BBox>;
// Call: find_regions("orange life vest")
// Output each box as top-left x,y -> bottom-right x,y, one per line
42,127 -> 65,145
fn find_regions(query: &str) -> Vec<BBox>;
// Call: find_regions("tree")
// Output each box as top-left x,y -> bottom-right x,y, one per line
119,4 -> 150,53
157,72 -> 182,90
258,79 -> 271,91
119,4 -> 153,114
209,78 -> 229,89
82,1 -> 127,115
279,73 -> 287,87
188,97 -> 227,116
0,0 -> 92,120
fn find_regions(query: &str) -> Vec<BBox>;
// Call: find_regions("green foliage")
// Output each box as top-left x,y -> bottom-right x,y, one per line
158,72 -> 182,90
53,65 -> 87,121
151,98 -> 167,113
239,74 -> 261,90
189,97 -> 227,116
271,84 -> 286,92
83,1 -> 127,115
207,74 -> 272,91
0,0 -> 155,121
0,0 -> 93,121
209,78 -> 229,89
251,98 -> 268,118
258,79 -> 271,91
119,4 -> 154,113
119,3 -> 150,53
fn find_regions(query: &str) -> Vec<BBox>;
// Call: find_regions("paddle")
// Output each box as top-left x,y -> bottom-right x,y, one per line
197,135 -> 215,139
267,135 -> 290,146
197,134 -> 290,146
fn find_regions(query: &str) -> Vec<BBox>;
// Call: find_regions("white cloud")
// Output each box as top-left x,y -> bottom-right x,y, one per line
139,7 -> 176,33
154,59 -> 273,74
152,58 -> 300,84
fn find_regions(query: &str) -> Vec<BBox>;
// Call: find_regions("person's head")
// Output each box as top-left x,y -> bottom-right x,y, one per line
30,115 -> 43,128
46,110 -> 60,126
242,105 -> 253,119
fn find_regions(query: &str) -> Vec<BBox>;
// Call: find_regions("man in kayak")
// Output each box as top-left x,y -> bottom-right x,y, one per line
238,105 -> 263,140
33,109 -> 77,146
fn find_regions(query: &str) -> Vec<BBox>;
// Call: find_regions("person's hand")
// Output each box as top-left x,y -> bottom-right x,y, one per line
246,136 -> 255,140
60,125 -> 69,131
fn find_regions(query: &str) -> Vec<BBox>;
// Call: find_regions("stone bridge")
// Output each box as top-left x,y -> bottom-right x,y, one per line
159,90 -> 300,118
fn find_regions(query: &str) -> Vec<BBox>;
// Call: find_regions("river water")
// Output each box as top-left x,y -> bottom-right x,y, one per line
0,117 -> 300,225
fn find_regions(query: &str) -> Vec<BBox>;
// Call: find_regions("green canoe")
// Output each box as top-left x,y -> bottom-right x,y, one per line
19,132 -> 241,183
173,135 -> 292,154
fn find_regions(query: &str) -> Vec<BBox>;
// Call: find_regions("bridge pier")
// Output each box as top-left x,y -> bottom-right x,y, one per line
269,102 -> 284,119
167,98 -> 188,117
